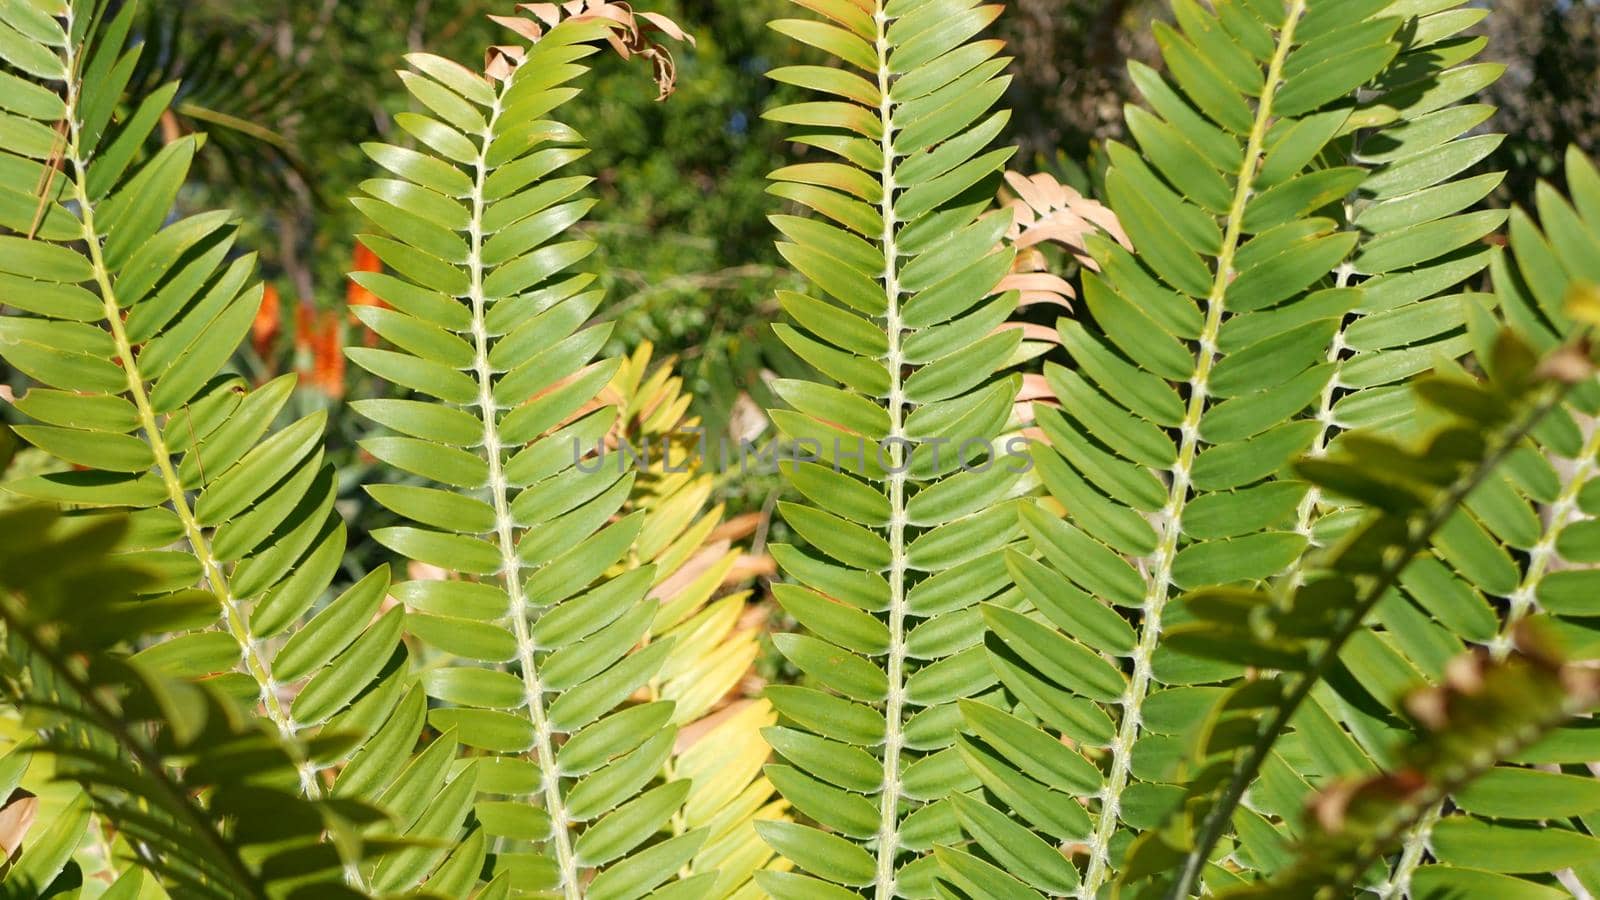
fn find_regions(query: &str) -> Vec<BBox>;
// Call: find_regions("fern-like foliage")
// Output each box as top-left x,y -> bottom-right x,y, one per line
1315,146 -> 1600,899
346,10 -> 702,897
599,343 -> 790,898
0,505 -> 388,898
1292,0 -> 1505,465
1487,153 -> 1600,651
0,0 -> 417,856
1141,316 -> 1596,898
1168,4 -> 1515,894
938,1 -> 1497,894
1233,624 -> 1600,899
1191,147 -> 1600,900
758,0 -> 1036,895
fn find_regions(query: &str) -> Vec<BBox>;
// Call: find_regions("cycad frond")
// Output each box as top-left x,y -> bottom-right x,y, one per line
1225,146 -> 1599,900
599,343 -> 790,897
1149,315 -> 1597,898
0,3 -> 411,862
1204,4 -> 1513,892
1481,147 -> 1600,654
943,2 -> 1474,893
1231,624 -> 1600,899
1330,147 -> 1600,900
760,0 -> 1027,895
0,505 -> 388,899
0,736 -> 90,897
124,3 -> 323,209
347,12 -> 701,897
1295,0 -> 1505,460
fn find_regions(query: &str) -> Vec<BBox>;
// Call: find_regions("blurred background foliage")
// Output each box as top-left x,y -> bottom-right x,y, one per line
3,0 -> 1598,572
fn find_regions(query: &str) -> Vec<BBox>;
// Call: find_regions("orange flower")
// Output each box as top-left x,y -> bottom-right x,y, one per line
252,283 -> 281,359
314,310 -> 346,398
294,300 -> 315,363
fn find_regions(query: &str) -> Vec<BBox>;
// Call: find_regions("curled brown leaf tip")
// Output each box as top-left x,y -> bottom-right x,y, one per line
488,1 -> 695,99
992,171 -> 1128,425
484,45 -> 526,81
995,171 -> 1128,312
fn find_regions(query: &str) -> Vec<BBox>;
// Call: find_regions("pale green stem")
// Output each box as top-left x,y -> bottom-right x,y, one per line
466,90 -> 580,898
1494,423 -> 1600,656
1374,804 -> 1440,900
1078,5 -> 1307,895
1292,261 -> 1356,551
872,3 -> 909,896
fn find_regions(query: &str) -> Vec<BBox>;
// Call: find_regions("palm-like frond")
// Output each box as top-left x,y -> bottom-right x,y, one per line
1329,146 -> 1600,900
0,505 -> 388,898
941,1 -> 1486,893
0,0 -> 415,819
1478,148 -> 1600,662
997,169 -> 1127,312
1294,0 -> 1505,458
0,4 -> 455,891
759,0 -> 1029,895
346,11 -> 701,897
1146,315 -> 1597,898
1230,624 -> 1600,899
0,736 -> 90,897
1215,142 -> 1597,899
1192,4 -> 1515,893
599,343 -> 790,897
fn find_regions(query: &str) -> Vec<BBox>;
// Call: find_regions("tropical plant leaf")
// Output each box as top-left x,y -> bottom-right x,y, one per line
1205,147 -> 1600,900
1324,146 -> 1600,899
1227,623 -> 1600,899
347,11 -> 700,897
0,10 -> 433,890
760,0 -> 1033,894
598,342 -> 791,896
1137,315 -> 1597,897
0,505 -> 392,899
940,1 -> 1501,894
1169,5 -> 1517,893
